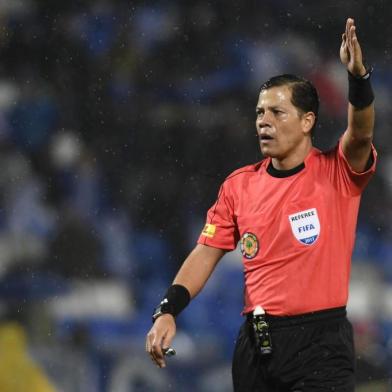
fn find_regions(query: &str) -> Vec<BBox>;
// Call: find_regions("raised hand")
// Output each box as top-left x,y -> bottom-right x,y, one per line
340,18 -> 367,77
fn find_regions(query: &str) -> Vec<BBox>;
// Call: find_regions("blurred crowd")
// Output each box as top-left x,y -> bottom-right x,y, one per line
0,0 -> 390,391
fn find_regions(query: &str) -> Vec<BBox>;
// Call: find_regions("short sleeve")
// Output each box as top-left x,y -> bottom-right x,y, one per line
324,136 -> 377,196
197,181 -> 239,251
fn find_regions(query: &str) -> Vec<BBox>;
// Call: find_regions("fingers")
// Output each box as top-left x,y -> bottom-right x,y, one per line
349,25 -> 357,47
341,33 -> 347,51
341,17 -> 366,75
346,20 -> 355,50
162,329 -> 175,352
350,25 -> 362,56
146,328 -> 167,368
345,18 -> 352,42
345,18 -> 360,49
146,316 -> 176,369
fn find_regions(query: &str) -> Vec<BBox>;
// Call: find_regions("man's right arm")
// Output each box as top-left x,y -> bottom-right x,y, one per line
173,244 -> 226,297
146,244 -> 225,368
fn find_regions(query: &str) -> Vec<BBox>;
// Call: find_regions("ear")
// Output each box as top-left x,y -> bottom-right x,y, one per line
301,112 -> 316,135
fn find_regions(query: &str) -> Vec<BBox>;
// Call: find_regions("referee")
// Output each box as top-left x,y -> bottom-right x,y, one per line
146,18 -> 376,391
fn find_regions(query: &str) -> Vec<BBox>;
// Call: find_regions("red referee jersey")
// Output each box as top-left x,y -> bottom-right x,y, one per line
198,139 -> 377,316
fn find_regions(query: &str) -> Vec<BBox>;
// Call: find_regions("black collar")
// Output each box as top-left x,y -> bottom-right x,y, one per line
267,161 -> 305,178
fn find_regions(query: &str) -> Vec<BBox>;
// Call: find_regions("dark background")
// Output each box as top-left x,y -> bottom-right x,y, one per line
0,0 -> 390,391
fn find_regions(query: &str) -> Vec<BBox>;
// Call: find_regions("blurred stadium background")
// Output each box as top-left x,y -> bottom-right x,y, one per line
0,0 -> 390,391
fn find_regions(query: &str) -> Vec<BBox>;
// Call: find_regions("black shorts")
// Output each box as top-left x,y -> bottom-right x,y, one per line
232,307 -> 355,392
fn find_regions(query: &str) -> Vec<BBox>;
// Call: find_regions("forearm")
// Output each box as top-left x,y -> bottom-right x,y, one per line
347,102 -> 374,142
342,68 -> 375,172
147,243 -> 224,368
173,244 -> 225,298
347,66 -> 375,142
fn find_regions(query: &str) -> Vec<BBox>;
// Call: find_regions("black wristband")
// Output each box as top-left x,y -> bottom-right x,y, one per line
152,284 -> 191,322
348,68 -> 374,109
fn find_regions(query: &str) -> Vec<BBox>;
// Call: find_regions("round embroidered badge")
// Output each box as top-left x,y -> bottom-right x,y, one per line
240,232 -> 259,259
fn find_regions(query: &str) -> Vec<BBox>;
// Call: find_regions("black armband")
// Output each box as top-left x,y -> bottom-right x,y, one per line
348,68 -> 374,109
152,284 -> 191,322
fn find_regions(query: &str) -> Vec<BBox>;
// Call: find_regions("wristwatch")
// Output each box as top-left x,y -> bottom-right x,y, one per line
350,66 -> 373,80
152,298 -> 173,322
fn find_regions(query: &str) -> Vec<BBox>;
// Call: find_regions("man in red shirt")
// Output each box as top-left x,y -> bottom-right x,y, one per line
146,18 -> 376,391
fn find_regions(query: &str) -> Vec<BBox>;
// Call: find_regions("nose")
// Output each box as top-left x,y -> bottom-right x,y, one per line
256,112 -> 272,129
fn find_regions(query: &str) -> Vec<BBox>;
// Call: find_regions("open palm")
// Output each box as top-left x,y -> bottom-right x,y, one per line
340,18 -> 366,77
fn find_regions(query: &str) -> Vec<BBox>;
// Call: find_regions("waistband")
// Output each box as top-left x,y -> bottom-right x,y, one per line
246,306 -> 346,330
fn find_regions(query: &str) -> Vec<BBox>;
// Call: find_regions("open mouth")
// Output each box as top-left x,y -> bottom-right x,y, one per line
259,134 -> 273,141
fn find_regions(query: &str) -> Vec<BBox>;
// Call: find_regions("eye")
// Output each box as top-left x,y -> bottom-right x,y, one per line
256,108 -> 264,116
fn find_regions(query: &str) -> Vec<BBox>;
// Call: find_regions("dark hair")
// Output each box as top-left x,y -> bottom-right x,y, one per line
260,74 -> 319,134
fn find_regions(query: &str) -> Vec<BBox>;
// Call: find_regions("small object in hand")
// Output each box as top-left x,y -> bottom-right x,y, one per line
163,348 -> 176,357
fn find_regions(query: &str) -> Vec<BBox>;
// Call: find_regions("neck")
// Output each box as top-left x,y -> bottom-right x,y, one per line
271,140 -> 312,170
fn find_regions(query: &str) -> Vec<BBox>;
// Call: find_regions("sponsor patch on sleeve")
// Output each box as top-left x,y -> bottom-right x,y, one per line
201,223 -> 216,238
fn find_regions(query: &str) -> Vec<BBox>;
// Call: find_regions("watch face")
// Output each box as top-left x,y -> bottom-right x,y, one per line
159,299 -> 170,313
153,304 -> 162,317
153,310 -> 162,319
152,298 -> 173,322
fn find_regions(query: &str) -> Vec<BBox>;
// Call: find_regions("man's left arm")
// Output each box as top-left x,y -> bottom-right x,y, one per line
340,18 -> 375,173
